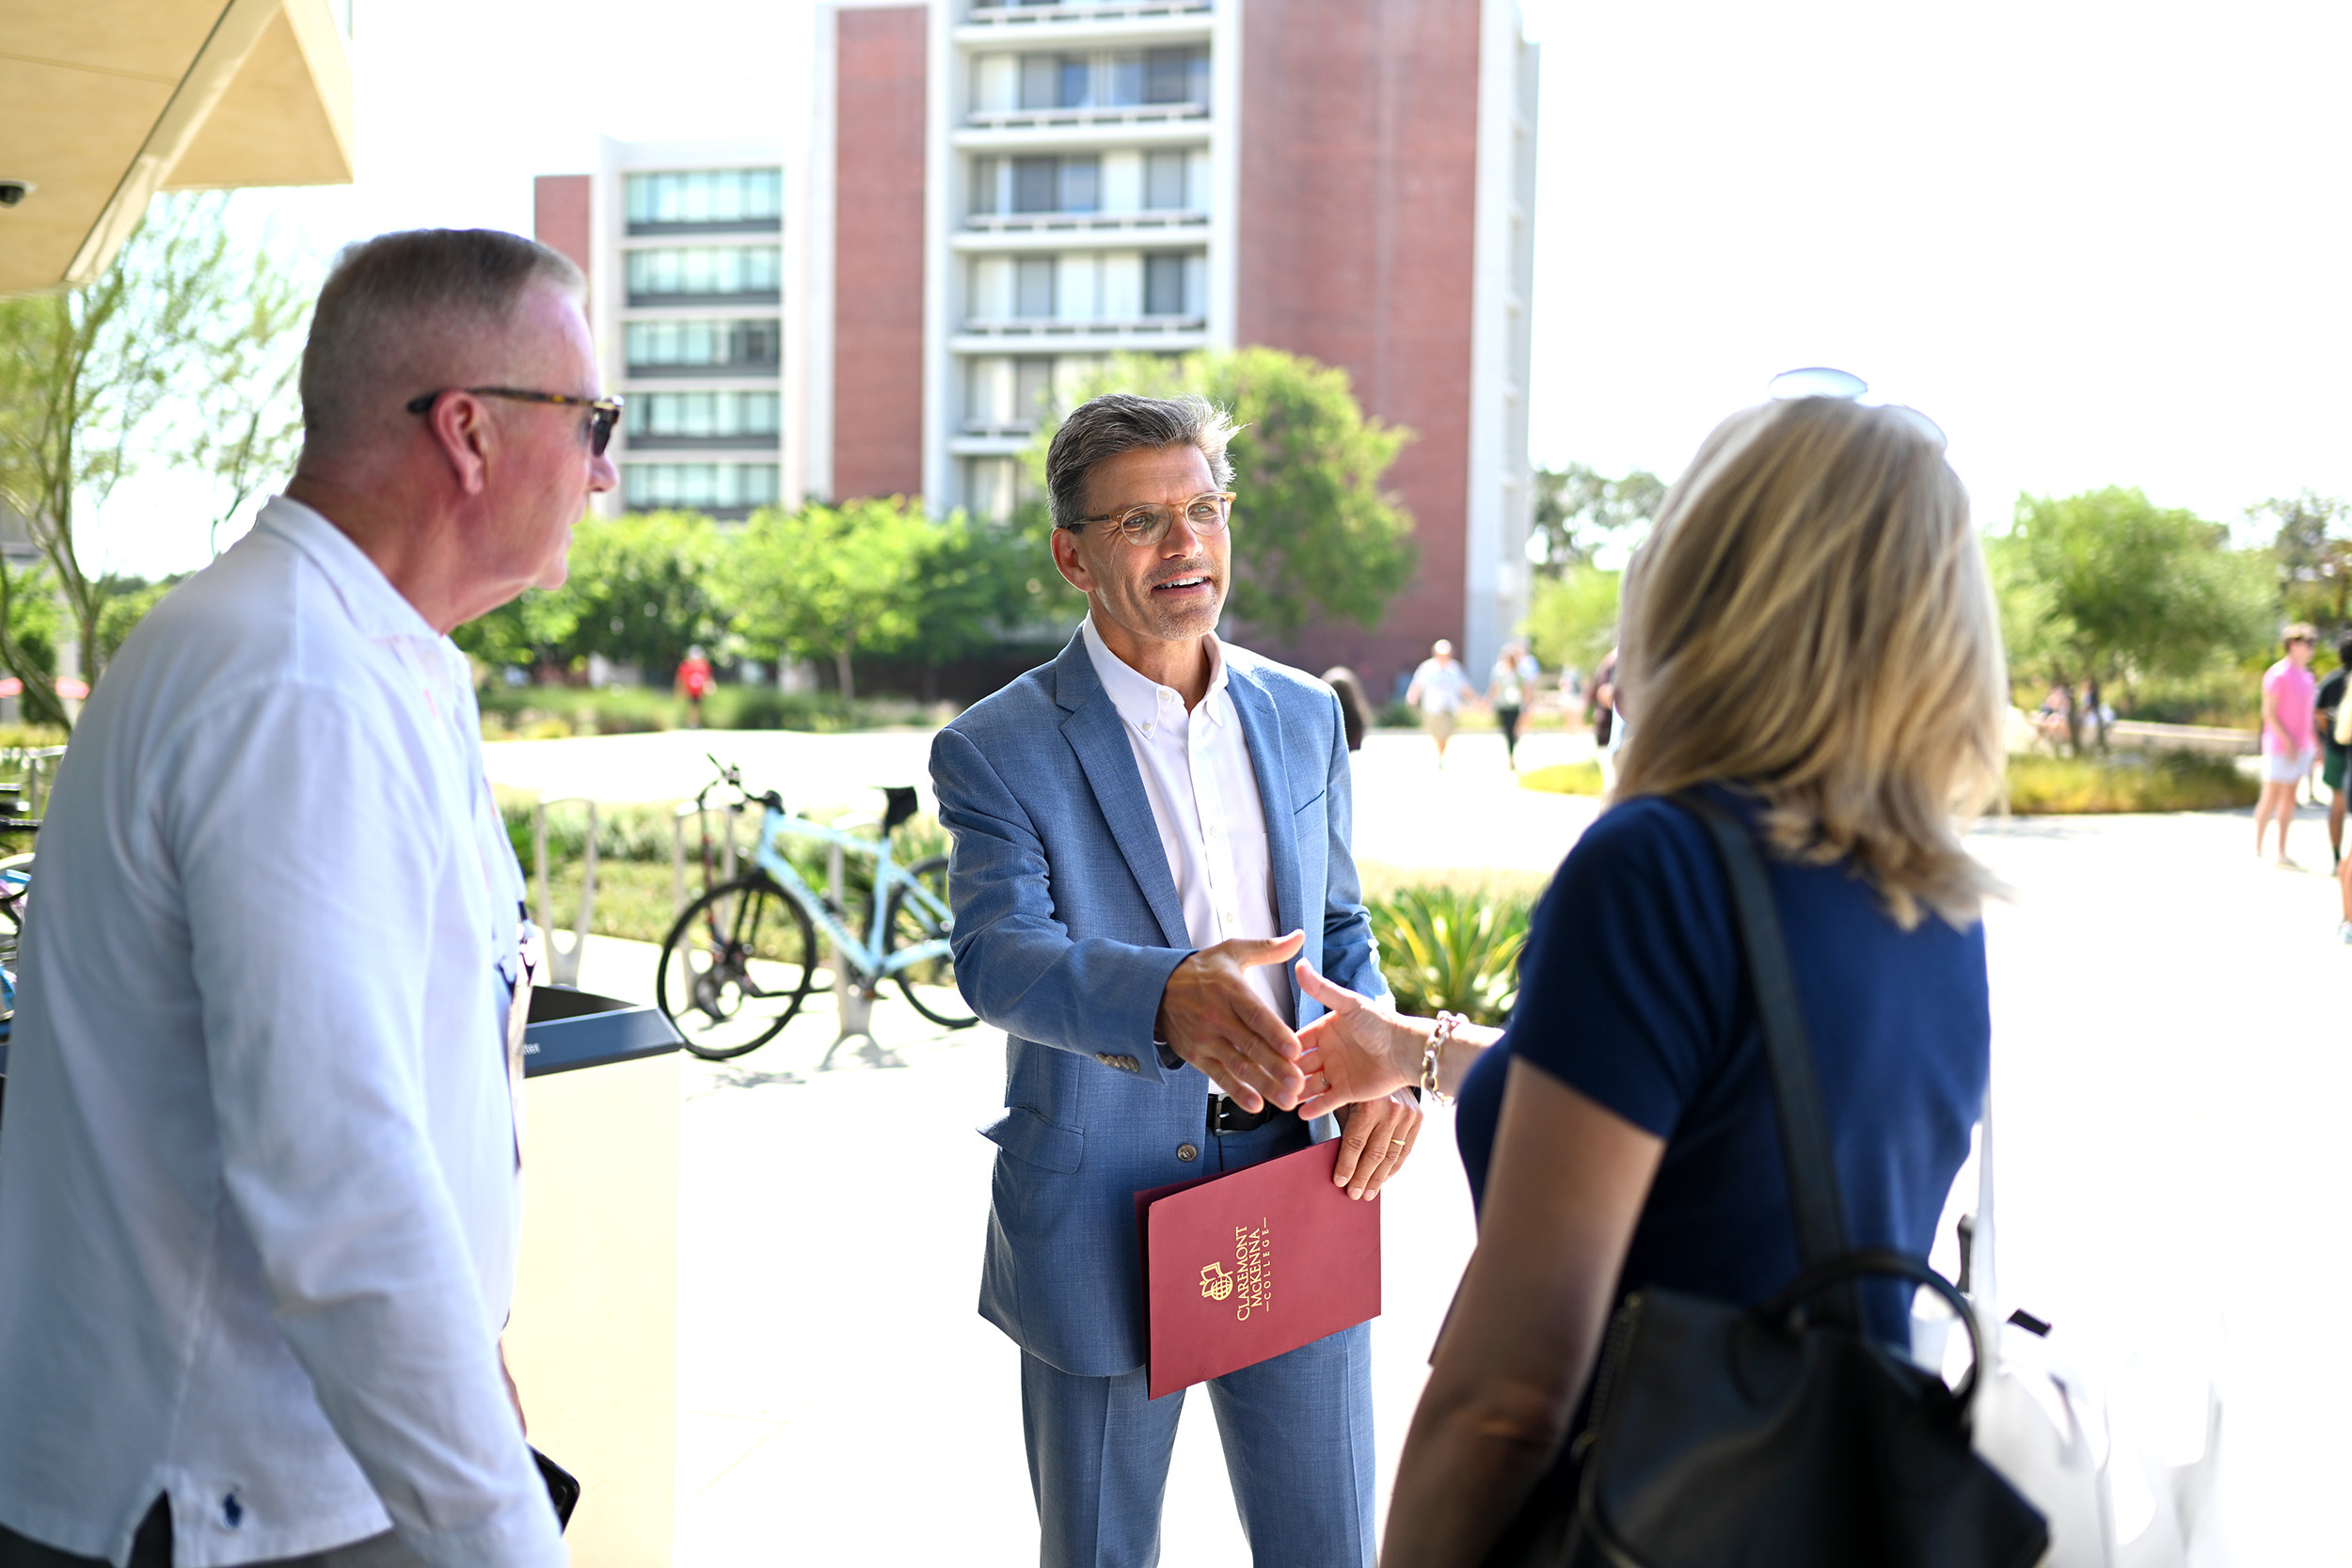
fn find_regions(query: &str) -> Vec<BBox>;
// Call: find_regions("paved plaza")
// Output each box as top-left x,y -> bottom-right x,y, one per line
491,725 -> 2343,1565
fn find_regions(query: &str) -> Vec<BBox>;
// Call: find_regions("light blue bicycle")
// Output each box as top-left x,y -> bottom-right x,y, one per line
655,761 -> 976,1059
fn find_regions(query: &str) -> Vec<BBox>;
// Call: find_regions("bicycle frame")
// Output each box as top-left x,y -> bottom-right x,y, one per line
745,802 -> 953,986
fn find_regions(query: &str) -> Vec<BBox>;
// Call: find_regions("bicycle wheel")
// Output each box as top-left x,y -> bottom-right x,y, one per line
883,855 -> 977,1030
658,875 -> 819,1060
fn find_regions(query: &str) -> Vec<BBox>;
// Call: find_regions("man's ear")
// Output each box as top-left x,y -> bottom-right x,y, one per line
1050,525 -> 1092,594
424,393 -> 494,497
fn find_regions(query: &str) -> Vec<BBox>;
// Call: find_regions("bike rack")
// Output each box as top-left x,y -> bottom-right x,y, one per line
669,798 -> 744,922
4,746 -> 65,820
818,814 -> 881,1070
532,796 -> 599,989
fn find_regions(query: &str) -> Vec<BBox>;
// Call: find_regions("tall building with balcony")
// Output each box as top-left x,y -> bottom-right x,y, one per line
543,3 -> 1536,693
537,138 -> 792,521
807,0 -> 1537,693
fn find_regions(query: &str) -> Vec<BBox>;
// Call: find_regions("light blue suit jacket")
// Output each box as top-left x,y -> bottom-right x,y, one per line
930,629 -> 1387,1377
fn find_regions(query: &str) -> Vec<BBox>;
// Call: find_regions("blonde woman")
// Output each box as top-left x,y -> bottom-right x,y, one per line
1287,394 -> 2006,1565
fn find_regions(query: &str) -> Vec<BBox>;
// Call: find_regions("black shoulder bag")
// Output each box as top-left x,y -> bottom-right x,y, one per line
1485,791 -> 2047,1568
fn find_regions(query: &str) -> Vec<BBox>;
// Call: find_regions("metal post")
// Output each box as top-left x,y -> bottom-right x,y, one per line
818,815 -> 881,1069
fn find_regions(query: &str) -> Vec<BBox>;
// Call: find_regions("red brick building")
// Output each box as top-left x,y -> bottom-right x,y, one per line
809,0 -> 1536,698
543,1 -> 1536,695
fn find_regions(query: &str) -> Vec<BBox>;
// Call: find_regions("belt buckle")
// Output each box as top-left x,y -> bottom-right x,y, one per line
1209,1093 -> 1264,1136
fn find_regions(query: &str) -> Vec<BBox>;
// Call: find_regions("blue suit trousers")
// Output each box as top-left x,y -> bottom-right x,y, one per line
1020,1322 -> 1375,1568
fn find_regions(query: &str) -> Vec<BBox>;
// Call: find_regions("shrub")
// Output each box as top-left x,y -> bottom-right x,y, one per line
1368,884 -> 1530,1027
1519,761 -> 1606,796
2003,749 -> 2255,815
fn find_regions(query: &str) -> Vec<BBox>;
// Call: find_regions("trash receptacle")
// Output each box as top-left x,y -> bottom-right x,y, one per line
506,986 -> 683,1568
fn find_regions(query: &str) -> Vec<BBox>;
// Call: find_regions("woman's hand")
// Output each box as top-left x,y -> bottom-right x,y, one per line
1292,959 -> 1423,1119
1332,1090 -> 1422,1199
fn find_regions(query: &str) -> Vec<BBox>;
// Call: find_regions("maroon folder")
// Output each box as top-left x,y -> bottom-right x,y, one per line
1134,1140 -> 1382,1400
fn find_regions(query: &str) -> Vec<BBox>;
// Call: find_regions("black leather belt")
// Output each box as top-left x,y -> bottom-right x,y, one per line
1208,1093 -> 1279,1136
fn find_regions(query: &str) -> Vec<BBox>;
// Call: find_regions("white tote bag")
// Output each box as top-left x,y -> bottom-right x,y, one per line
1941,1087 -> 2223,1568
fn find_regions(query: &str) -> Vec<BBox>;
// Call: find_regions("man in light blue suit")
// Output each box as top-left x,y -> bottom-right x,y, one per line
931,393 -> 1420,1568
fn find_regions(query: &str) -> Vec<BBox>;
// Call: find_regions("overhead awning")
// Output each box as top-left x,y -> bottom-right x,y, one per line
0,0 -> 355,298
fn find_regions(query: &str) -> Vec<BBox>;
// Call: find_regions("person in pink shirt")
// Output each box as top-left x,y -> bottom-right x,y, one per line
2257,622 -> 2320,866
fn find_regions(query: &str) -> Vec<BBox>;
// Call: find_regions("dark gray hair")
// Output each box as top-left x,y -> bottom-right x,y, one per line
1044,392 -> 1237,529
300,228 -> 586,451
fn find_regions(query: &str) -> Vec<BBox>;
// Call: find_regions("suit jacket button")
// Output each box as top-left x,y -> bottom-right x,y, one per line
1177,1143 -> 1200,1163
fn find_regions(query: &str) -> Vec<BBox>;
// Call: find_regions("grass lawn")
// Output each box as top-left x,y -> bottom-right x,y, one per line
1518,750 -> 2255,815
2002,750 -> 2256,815
1518,760 -> 1606,796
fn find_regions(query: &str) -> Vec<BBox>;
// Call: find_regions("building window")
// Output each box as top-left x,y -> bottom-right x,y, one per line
1018,54 -> 1090,110
964,456 -> 1022,523
1008,154 -> 1098,214
1104,47 -> 1207,108
1015,257 -> 1056,317
625,168 -> 782,234
1143,254 -> 1186,317
623,463 -> 781,514
624,319 -> 780,374
1143,150 -> 1188,211
626,246 -> 782,304
630,391 -> 781,443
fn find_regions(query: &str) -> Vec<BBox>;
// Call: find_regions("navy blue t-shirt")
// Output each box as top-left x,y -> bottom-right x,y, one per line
1455,791 -> 1988,1359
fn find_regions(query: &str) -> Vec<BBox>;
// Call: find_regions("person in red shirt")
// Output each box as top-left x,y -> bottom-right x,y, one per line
675,644 -> 713,730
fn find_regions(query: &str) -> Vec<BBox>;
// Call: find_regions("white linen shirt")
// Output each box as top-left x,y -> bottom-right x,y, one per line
1081,614 -> 1291,1025
0,499 -> 563,1568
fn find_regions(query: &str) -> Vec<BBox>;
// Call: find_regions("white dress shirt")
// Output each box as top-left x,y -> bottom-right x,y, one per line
1081,614 -> 1290,1026
0,499 -> 563,1568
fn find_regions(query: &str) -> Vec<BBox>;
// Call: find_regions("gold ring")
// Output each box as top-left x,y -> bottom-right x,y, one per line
1390,1137 -> 1407,1146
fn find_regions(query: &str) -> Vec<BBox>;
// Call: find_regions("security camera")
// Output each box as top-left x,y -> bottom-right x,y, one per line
0,182 -> 31,208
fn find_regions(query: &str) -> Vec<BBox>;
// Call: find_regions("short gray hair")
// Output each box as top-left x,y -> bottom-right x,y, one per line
1044,392 -> 1237,529
299,228 -> 586,452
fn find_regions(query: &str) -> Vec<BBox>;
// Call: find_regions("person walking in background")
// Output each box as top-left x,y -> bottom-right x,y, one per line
2318,635 -> 2352,866
1406,638 -> 1474,768
1487,641 -> 1540,771
0,230 -> 604,1568
675,642 -> 713,729
1322,665 -> 1372,752
1281,391 -> 2005,1565
1588,646 -> 1621,789
2256,623 -> 2319,867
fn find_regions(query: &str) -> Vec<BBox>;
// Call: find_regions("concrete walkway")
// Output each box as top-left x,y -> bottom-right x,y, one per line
525,726 -> 2338,1564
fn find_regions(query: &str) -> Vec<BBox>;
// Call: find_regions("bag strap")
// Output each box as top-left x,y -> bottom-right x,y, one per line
1669,792 -> 1854,1279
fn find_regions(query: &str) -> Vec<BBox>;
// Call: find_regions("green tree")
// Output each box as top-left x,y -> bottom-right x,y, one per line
1039,348 -> 1417,641
2252,491 -> 2352,630
729,497 -> 937,700
1531,462 -> 1666,574
1522,565 -> 1621,674
95,575 -> 178,667
1991,487 -> 2273,752
559,510 -> 728,674
0,193 -> 306,724
902,509 -> 1047,697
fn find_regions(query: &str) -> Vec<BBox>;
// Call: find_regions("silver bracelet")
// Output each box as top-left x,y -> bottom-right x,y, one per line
1422,1011 -> 1466,1106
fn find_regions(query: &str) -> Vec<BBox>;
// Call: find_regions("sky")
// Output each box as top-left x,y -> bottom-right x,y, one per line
87,0 -> 2352,576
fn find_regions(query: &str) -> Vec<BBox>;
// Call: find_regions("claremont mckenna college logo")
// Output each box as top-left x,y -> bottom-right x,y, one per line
1198,1218 -> 1273,1320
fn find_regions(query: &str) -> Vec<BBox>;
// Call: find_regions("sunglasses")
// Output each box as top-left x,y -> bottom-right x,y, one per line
1767,367 -> 1945,449
405,386 -> 624,457
1063,491 -> 1234,547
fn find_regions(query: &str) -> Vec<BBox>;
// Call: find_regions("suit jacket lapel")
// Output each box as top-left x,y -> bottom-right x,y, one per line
1055,635 -> 1192,949
1226,666 -> 1306,1012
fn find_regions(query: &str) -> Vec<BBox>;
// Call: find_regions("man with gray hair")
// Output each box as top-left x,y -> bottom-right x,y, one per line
0,230 -> 614,1568
932,391 -> 1415,1565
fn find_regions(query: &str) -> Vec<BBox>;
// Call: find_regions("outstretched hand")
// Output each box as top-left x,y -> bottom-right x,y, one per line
1293,958 -> 1421,1120
1157,931 -> 1308,1113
